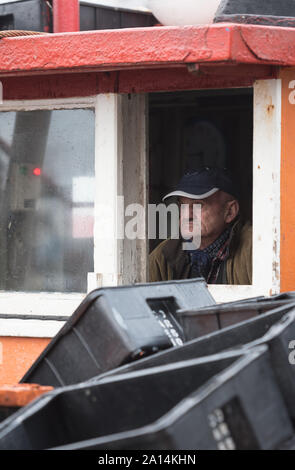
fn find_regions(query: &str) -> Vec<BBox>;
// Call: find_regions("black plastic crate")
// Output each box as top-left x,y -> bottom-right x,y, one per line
0,407 -> 18,423
242,311 -> 295,420
96,302 -> 295,379
21,279 -> 215,387
0,346 -> 293,450
0,384 -> 54,424
178,298 -> 295,340
96,305 -> 295,422
214,0 -> 295,27
279,436 -> 295,450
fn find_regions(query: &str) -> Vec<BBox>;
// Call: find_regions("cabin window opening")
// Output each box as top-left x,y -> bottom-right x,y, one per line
0,108 -> 95,293
148,88 -> 253,286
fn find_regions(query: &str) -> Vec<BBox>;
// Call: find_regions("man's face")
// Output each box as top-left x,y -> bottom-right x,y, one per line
179,191 -> 238,248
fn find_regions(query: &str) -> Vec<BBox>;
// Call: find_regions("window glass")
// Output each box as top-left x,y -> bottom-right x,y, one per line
0,108 -> 95,292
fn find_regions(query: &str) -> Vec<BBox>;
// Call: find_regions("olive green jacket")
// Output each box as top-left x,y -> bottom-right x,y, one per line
149,220 -> 252,285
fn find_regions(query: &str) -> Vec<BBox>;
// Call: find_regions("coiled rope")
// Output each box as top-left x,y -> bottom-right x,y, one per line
0,30 -> 49,39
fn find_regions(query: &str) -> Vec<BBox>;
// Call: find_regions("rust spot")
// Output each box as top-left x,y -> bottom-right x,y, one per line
273,261 -> 280,280
267,104 -> 275,113
272,238 -> 280,281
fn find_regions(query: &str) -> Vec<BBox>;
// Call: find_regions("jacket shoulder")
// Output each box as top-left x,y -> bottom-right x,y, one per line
227,219 -> 252,284
149,238 -> 184,282
239,220 -> 252,246
149,239 -> 172,283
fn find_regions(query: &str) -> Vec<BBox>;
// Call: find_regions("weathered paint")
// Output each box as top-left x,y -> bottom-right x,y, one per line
121,94 -> 148,285
92,93 -> 148,289
280,69 -> 295,292
0,337 -> 50,385
252,79 -> 281,295
238,26 -> 295,64
0,24 -> 293,77
0,66 -> 275,101
53,0 -> 80,33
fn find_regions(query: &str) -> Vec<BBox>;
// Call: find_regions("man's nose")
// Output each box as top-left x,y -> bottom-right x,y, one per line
189,205 -> 195,219
189,203 -> 200,219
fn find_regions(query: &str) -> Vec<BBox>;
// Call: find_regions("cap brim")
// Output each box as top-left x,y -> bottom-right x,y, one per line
162,187 -> 219,202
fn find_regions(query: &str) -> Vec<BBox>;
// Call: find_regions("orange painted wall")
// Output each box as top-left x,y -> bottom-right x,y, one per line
0,337 -> 50,385
280,69 -> 295,292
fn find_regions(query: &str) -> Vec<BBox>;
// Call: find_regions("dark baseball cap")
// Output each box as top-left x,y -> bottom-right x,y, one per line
162,167 -> 239,201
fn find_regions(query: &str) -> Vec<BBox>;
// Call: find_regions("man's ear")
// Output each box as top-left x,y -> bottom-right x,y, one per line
224,200 -> 239,224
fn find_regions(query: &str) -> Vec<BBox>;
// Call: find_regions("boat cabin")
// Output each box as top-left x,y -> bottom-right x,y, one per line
1,0 -> 295,382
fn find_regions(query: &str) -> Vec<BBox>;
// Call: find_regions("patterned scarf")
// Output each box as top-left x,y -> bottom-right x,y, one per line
186,225 -> 232,284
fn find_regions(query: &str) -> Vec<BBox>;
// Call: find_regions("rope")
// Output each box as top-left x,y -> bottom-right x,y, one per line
0,30 -> 49,39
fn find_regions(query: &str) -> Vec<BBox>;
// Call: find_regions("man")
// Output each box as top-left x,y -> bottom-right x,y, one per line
149,167 -> 252,285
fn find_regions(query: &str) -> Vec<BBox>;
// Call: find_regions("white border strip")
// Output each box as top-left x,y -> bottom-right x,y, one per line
207,285 -> 262,304
0,292 -> 85,316
0,318 -> 65,338
0,97 -> 96,111
94,93 -> 122,281
252,79 -> 281,295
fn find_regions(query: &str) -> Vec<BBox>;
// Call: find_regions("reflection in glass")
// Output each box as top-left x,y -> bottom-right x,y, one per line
0,109 -> 95,292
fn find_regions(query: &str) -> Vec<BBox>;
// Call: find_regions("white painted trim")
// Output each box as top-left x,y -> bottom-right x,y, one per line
93,93 -> 124,286
210,80 -> 281,302
0,292 -> 85,316
0,292 -> 84,337
92,93 -> 148,288
0,96 -> 96,111
252,79 -> 281,296
208,285 -> 264,304
0,319 -> 65,338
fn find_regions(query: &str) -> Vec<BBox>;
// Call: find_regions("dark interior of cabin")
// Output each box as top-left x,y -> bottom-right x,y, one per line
148,88 -> 254,253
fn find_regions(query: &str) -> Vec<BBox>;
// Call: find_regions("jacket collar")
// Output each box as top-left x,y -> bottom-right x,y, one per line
161,217 -> 245,277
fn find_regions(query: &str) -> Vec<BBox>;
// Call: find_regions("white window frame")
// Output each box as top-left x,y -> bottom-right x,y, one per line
0,93 -> 148,337
208,79 -> 281,303
0,96 -> 97,336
